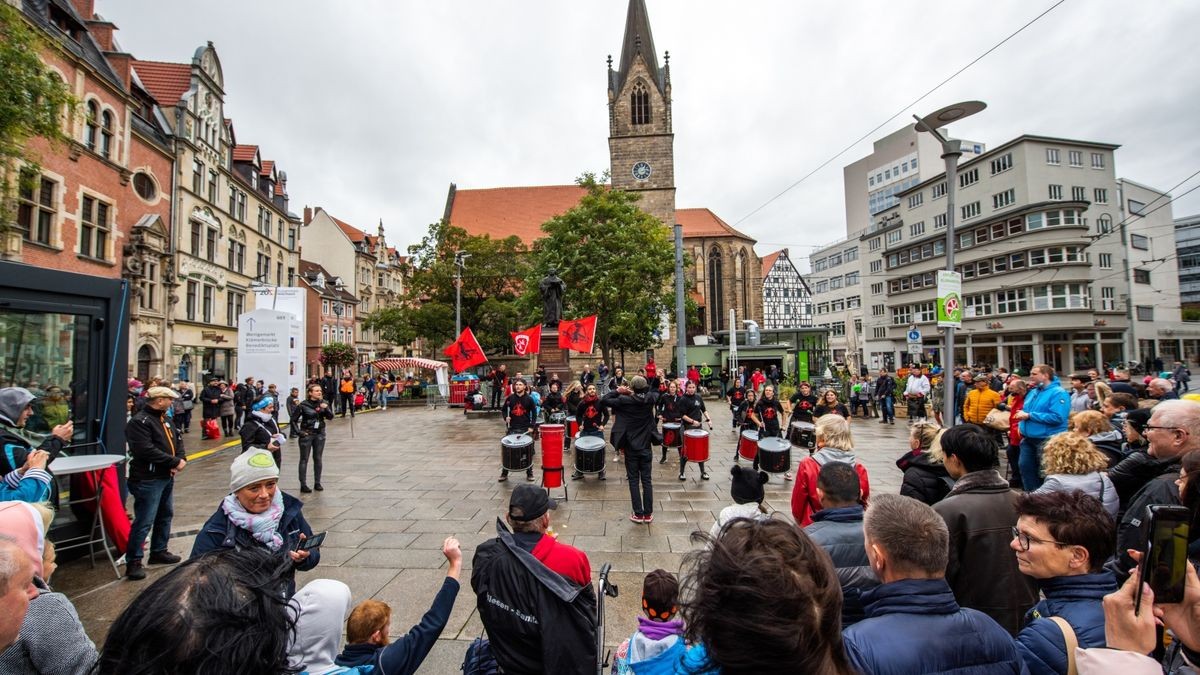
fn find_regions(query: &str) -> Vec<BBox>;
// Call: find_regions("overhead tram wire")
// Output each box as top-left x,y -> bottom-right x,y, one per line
731,0 -> 1068,229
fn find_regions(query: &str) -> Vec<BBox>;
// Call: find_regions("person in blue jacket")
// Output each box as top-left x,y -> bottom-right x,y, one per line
190,448 -> 318,596
843,494 -> 1027,674
1011,490 -> 1118,675
1014,365 -> 1071,490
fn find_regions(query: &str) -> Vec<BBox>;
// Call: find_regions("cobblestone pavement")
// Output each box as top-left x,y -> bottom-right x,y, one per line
58,400 -> 910,673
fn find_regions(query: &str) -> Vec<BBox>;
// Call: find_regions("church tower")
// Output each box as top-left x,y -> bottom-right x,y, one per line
608,0 -> 675,228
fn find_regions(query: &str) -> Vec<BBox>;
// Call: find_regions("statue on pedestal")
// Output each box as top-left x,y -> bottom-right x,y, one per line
539,268 -> 566,327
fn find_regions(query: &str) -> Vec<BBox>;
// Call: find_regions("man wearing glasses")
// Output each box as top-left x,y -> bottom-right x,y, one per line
1109,399 -> 1200,582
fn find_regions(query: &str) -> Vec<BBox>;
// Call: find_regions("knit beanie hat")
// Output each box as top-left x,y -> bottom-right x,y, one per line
1125,407 -> 1153,435
641,568 -> 679,621
729,465 -> 768,504
230,448 -> 279,492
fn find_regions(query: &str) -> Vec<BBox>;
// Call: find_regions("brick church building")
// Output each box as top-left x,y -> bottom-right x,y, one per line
443,0 -> 763,349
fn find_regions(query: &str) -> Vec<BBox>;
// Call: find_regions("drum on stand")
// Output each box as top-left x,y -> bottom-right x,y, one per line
501,434 -> 534,471
662,422 -> 683,448
539,424 -> 565,488
789,421 -> 816,450
574,435 -> 606,474
738,429 -> 760,461
683,429 -> 710,462
758,436 -> 792,474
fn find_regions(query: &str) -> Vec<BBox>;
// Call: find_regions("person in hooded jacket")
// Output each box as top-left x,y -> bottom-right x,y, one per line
790,415 -> 869,527
1107,407 -> 1166,514
1011,490 -> 1118,675
333,537 -> 462,675
1034,432 -> 1119,519
610,569 -> 685,675
804,461 -> 877,627
287,579 -> 353,674
896,422 -> 952,506
1070,410 -> 1125,468
709,465 -> 770,538
0,387 -> 69,503
1014,364 -> 1072,491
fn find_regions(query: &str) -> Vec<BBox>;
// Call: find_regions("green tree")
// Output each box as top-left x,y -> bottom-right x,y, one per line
364,220 -> 529,354
0,4 -> 75,243
320,342 -> 357,371
525,173 -> 678,365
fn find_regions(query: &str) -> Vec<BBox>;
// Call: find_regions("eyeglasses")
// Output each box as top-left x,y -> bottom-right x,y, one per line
1011,527 -> 1068,552
1144,425 -> 1185,434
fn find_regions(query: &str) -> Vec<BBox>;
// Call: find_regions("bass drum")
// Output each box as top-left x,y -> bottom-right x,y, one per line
501,433 -> 534,471
574,435 -> 606,474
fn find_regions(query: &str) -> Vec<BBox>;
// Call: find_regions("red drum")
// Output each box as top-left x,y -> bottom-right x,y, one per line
565,416 -> 579,450
683,429 -> 710,462
539,424 -> 565,488
738,429 -> 760,461
662,422 -> 683,448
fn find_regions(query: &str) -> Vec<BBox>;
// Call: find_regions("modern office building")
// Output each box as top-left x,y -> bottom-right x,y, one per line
1176,213 -> 1200,314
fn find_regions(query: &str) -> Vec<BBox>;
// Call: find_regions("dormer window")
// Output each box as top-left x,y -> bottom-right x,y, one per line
631,82 -> 650,125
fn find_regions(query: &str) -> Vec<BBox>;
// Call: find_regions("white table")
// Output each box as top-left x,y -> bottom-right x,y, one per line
50,453 -> 127,579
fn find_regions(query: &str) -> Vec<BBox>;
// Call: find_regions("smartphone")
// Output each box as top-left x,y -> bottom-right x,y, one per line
296,531 -> 327,551
1135,504 -> 1190,611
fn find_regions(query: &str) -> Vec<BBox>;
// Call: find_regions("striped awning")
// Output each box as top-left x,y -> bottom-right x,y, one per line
368,357 -> 448,371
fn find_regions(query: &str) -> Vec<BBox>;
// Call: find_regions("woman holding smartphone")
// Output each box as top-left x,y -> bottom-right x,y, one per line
190,448 -> 319,596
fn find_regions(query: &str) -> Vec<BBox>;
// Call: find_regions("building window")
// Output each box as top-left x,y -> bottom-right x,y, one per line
830,276 -> 843,290
202,285 -> 214,323
1097,214 -> 1112,234
992,189 -> 1015,210
206,227 -> 219,262
99,110 -> 114,159
226,290 -> 244,326
133,172 -> 157,201
139,261 -> 158,311
910,221 -> 925,236
872,304 -> 885,317
932,182 -> 947,199
707,247 -> 723,332
79,195 -> 110,259
1091,153 -> 1105,169
989,153 -> 1012,175
886,230 -> 902,245
1094,188 -> 1108,204
908,193 -> 923,209
873,327 -> 887,339
871,282 -> 883,295
1131,233 -> 1149,250
1134,268 -> 1151,284
630,82 -> 651,126
814,280 -> 828,293
1031,283 -> 1089,310
1101,287 -> 1115,310
813,258 -> 827,272
16,172 -> 55,246
996,289 -> 1028,314
959,167 -> 979,188
869,260 -> 882,273
227,241 -> 245,273
322,299 -> 330,316
84,100 -> 99,150
1136,305 -> 1153,321
1098,253 -> 1112,269
190,221 -> 202,256
844,247 -> 858,262
965,293 -> 992,317
868,237 -> 880,252
321,326 -> 329,345
933,213 -> 947,229
186,280 -> 198,320
193,159 -> 204,194
845,272 -> 859,286
1046,148 -> 1060,165
1048,184 -> 1063,200
1068,150 -> 1083,167
208,170 -> 218,203
1128,199 -> 1146,215
1071,186 -> 1087,201
961,201 -> 981,220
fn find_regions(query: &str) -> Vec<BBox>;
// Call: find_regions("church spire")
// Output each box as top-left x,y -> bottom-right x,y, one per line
611,0 -> 664,96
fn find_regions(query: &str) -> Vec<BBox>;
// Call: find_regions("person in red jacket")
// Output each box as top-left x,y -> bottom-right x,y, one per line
999,379 -> 1027,489
750,368 -> 766,393
791,414 -> 869,527
504,484 -> 590,586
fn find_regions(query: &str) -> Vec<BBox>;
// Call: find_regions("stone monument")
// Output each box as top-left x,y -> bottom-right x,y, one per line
537,268 -> 570,381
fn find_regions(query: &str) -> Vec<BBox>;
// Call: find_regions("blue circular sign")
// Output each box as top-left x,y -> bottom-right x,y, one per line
907,329 -> 921,343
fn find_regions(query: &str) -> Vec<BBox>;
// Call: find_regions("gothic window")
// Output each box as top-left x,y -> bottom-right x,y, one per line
707,247 -> 724,332
99,110 -> 114,159
631,82 -> 651,126
84,100 -> 99,150
737,250 -> 749,319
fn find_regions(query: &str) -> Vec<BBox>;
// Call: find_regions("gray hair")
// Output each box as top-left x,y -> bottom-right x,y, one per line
863,494 -> 949,576
1151,400 -> 1200,447
0,537 -> 27,592
815,414 -> 853,450
1150,378 -> 1173,391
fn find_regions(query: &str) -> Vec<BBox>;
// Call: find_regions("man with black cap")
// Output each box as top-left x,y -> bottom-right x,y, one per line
605,376 -> 660,523
471,484 -> 596,675
125,386 -> 187,580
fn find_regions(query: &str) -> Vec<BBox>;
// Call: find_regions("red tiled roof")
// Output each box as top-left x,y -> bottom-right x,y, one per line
677,208 -> 755,241
330,214 -> 366,243
761,249 -> 783,278
449,185 -> 587,245
260,160 -> 274,176
274,181 -> 285,197
131,60 -> 191,105
232,145 -> 258,163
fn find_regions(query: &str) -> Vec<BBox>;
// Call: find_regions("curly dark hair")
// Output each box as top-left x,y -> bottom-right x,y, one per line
681,517 -> 853,675
95,547 -> 296,674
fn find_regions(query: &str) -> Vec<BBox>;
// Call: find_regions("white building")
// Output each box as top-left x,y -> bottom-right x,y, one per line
761,248 -> 813,329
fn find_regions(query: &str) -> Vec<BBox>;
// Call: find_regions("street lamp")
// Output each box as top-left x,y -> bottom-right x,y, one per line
913,100 -> 986,428
454,251 -> 470,336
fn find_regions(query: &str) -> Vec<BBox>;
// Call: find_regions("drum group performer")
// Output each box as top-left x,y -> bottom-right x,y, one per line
604,376 -> 659,523
732,389 -> 758,463
656,380 -> 684,464
752,385 -> 785,473
726,379 -> 748,430
571,384 -> 608,481
500,379 -> 536,482
678,380 -> 712,481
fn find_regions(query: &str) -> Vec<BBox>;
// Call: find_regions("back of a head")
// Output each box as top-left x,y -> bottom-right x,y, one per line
817,462 -> 861,506
939,424 -> 997,473
97,548 -> 294,675
346,599 -> 391,644
1071,410 -> 1111,436
1106,392 -> 1138,412
683,518 -> 852,675
815,414 -> 853,451
1015,491 -> 1114,573
864,494 -> 949,577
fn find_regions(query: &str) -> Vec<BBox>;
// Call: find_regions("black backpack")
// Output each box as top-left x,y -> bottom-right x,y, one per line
461,637 -> 499,675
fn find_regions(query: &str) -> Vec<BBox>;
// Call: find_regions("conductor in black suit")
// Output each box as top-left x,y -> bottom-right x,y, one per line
604,376 -> 660,524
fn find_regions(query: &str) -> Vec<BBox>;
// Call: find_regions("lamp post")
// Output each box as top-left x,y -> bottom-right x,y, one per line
454,251 -> 469,336
913,100 -> 986,428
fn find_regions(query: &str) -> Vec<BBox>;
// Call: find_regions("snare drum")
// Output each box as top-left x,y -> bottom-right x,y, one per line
501,434 -> 534,471
738,429 -> 760,461
574,435 -> 606,474
791,421 -> 816,450
758,436 -> 792,474
662,422 -> 683,448
683,429 -> 710,462
565,416 -> 579,449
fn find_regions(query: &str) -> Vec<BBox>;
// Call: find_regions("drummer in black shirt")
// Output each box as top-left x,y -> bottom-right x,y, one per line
733,389 -> 758,462
788,381 -> 819,426
726,382 -> 748,430
542,380 -> 566,423
500,379 -> 536,482
571,384 -> 608,480
656,380 -> 684,464
753,385 -> 786,473
678,380 -> 712,481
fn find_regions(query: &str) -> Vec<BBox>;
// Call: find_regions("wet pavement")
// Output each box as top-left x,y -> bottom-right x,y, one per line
56,399 -> 909,673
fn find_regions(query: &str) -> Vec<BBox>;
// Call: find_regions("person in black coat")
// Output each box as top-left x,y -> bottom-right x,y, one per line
897,422 -> 952,506
542,381 -> 565,423
500,380 -> 536,483
677,380 -> 711,481
604,377 -> 660,523
655,380 -> 684,464
319,371 -> 338,407
292,384 -> 335,493
200,378 -> 223,424
873,369 -> 896,424
239,396 -> 285,468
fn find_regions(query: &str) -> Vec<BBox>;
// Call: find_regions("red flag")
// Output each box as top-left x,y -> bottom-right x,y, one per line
558,315 -> 597,353
510,324 -> 542,356
443,327 -> 488,372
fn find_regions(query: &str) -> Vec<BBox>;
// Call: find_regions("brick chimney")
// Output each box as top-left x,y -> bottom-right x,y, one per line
303,206 -> 312,225
87,19 -> 114,51
105,52 -> 132,90
71,0 -> 94,20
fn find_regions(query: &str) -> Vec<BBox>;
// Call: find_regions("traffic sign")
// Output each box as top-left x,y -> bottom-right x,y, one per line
907,343 -> 923,355
907,329 -> 921,344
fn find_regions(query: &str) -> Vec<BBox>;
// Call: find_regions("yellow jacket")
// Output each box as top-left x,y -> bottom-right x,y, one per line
963,387 -> 1002,424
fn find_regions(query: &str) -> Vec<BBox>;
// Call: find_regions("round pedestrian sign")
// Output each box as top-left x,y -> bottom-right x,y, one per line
907,329 -> 921,343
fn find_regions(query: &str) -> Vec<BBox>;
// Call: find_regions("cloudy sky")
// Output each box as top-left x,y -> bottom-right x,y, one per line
104,0 -> 1200,269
